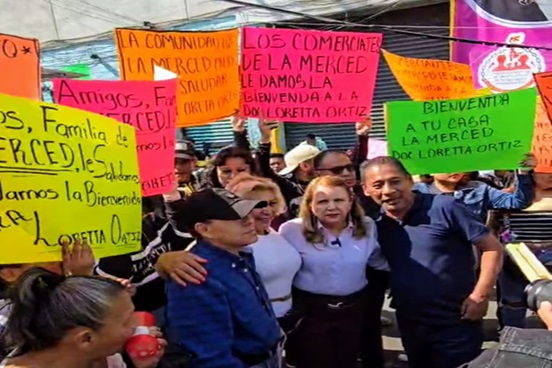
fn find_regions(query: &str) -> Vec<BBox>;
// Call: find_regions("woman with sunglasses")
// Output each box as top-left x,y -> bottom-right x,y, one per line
225,175 -> 302,324
156,175 -> 302,325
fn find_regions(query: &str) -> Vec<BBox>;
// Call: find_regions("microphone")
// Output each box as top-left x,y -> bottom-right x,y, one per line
330,238 -> 342,248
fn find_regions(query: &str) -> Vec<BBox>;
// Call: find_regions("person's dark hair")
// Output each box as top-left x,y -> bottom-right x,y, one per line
306,133 -> 316,140
359,156 -> 411,182
269,153 -> 284,159
5,268 -> 126,353
207,146 -> 259,188
313,150 -> 349,170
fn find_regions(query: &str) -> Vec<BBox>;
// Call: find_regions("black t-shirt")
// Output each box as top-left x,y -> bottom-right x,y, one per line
377,193 -> 489,324
95,216 -> 193,312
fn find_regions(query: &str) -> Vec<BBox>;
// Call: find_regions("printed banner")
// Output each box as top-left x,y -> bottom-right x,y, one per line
534,97 -> 552,173
240,28 -> 382,123
116,28 -> 240,127
385,88 -> 537,174
0,94 -> 142,264
0,34 -> 40,99
382,49 -> 477,101
367,138 -> 388,159
451,0 -> 552,93
52,79 -> 177,196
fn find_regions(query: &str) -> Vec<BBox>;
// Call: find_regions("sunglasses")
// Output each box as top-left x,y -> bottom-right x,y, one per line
318,164 -> 355,175
254,201 -> 269,209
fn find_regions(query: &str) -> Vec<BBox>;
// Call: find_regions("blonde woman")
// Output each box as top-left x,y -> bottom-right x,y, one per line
158,174 -> 302,325
279,176 -> 388,368
226,174 -> 302,322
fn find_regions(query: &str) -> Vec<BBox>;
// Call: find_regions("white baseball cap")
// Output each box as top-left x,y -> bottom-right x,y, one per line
279,144 -> 320,176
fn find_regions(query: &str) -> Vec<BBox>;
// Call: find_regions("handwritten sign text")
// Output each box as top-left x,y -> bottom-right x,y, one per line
0,94 -> 142,264
240,28 -> 382,122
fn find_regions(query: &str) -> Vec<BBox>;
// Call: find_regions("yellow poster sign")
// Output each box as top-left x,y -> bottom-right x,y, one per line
0,94 -> 142,264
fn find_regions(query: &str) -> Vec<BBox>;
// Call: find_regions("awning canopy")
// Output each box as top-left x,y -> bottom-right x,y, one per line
0,0 -> 443,48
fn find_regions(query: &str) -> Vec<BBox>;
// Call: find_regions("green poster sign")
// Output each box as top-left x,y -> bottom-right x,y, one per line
61,64 -> 90,80
385,88 -> 537,175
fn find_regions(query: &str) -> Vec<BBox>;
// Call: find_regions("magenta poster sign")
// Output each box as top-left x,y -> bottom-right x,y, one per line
451,0 -> 552,92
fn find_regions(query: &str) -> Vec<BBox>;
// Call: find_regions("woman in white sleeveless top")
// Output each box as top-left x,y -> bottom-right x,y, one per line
159,174 -> 302,322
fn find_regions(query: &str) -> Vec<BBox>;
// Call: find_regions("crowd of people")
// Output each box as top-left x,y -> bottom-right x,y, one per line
0,114 -> 551,368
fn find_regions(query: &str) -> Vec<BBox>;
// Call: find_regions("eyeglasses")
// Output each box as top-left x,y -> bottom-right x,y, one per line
317,164 -> 355,175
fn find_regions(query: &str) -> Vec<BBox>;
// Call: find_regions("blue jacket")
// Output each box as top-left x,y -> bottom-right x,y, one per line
414,173 -> 534,223
165,241 -> 281,368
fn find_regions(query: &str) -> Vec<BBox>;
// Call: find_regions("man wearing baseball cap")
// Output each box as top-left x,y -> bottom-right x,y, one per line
277,144 -> 320,218
165,188 -> 282,368
174,140 -> 202,196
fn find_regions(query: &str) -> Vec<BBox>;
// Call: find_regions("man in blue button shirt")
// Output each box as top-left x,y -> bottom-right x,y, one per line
413,165 -> 535,224
165,188 -> 282,368
361,157 -> 503,368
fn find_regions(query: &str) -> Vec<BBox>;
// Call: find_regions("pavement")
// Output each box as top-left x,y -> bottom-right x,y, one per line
379,294 -> 545,368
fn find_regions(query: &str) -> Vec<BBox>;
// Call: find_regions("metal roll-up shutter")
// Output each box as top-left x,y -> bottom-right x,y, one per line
282,2 -> 449,149
370,2 -> 450,140
184,118 -> 235,150
284,122 -> 356,151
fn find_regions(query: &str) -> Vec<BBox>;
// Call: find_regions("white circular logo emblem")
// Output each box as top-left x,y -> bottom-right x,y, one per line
478,33 -> 546,93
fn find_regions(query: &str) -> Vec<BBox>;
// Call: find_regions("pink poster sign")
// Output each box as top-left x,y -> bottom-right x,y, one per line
240,27 -> 382,123
53,79 -> 177,197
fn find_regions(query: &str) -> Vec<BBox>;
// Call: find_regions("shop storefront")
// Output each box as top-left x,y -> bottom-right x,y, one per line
283,2 -> 449,150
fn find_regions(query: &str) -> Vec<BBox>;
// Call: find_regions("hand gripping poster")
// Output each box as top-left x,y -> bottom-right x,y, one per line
451,0 -> 552,93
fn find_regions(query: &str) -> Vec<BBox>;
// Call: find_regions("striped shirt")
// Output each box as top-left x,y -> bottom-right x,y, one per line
0,299 -> 9,354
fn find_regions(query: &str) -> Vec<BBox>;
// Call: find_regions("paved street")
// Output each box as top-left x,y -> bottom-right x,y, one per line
379,295 -> 545,367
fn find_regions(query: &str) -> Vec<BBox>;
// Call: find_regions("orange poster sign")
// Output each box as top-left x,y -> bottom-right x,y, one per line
382,49 -> 476,101
0,34 -> 40,100
534,72 -> 552,125
115,28 -> 240,127
533,97 -> 552,173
